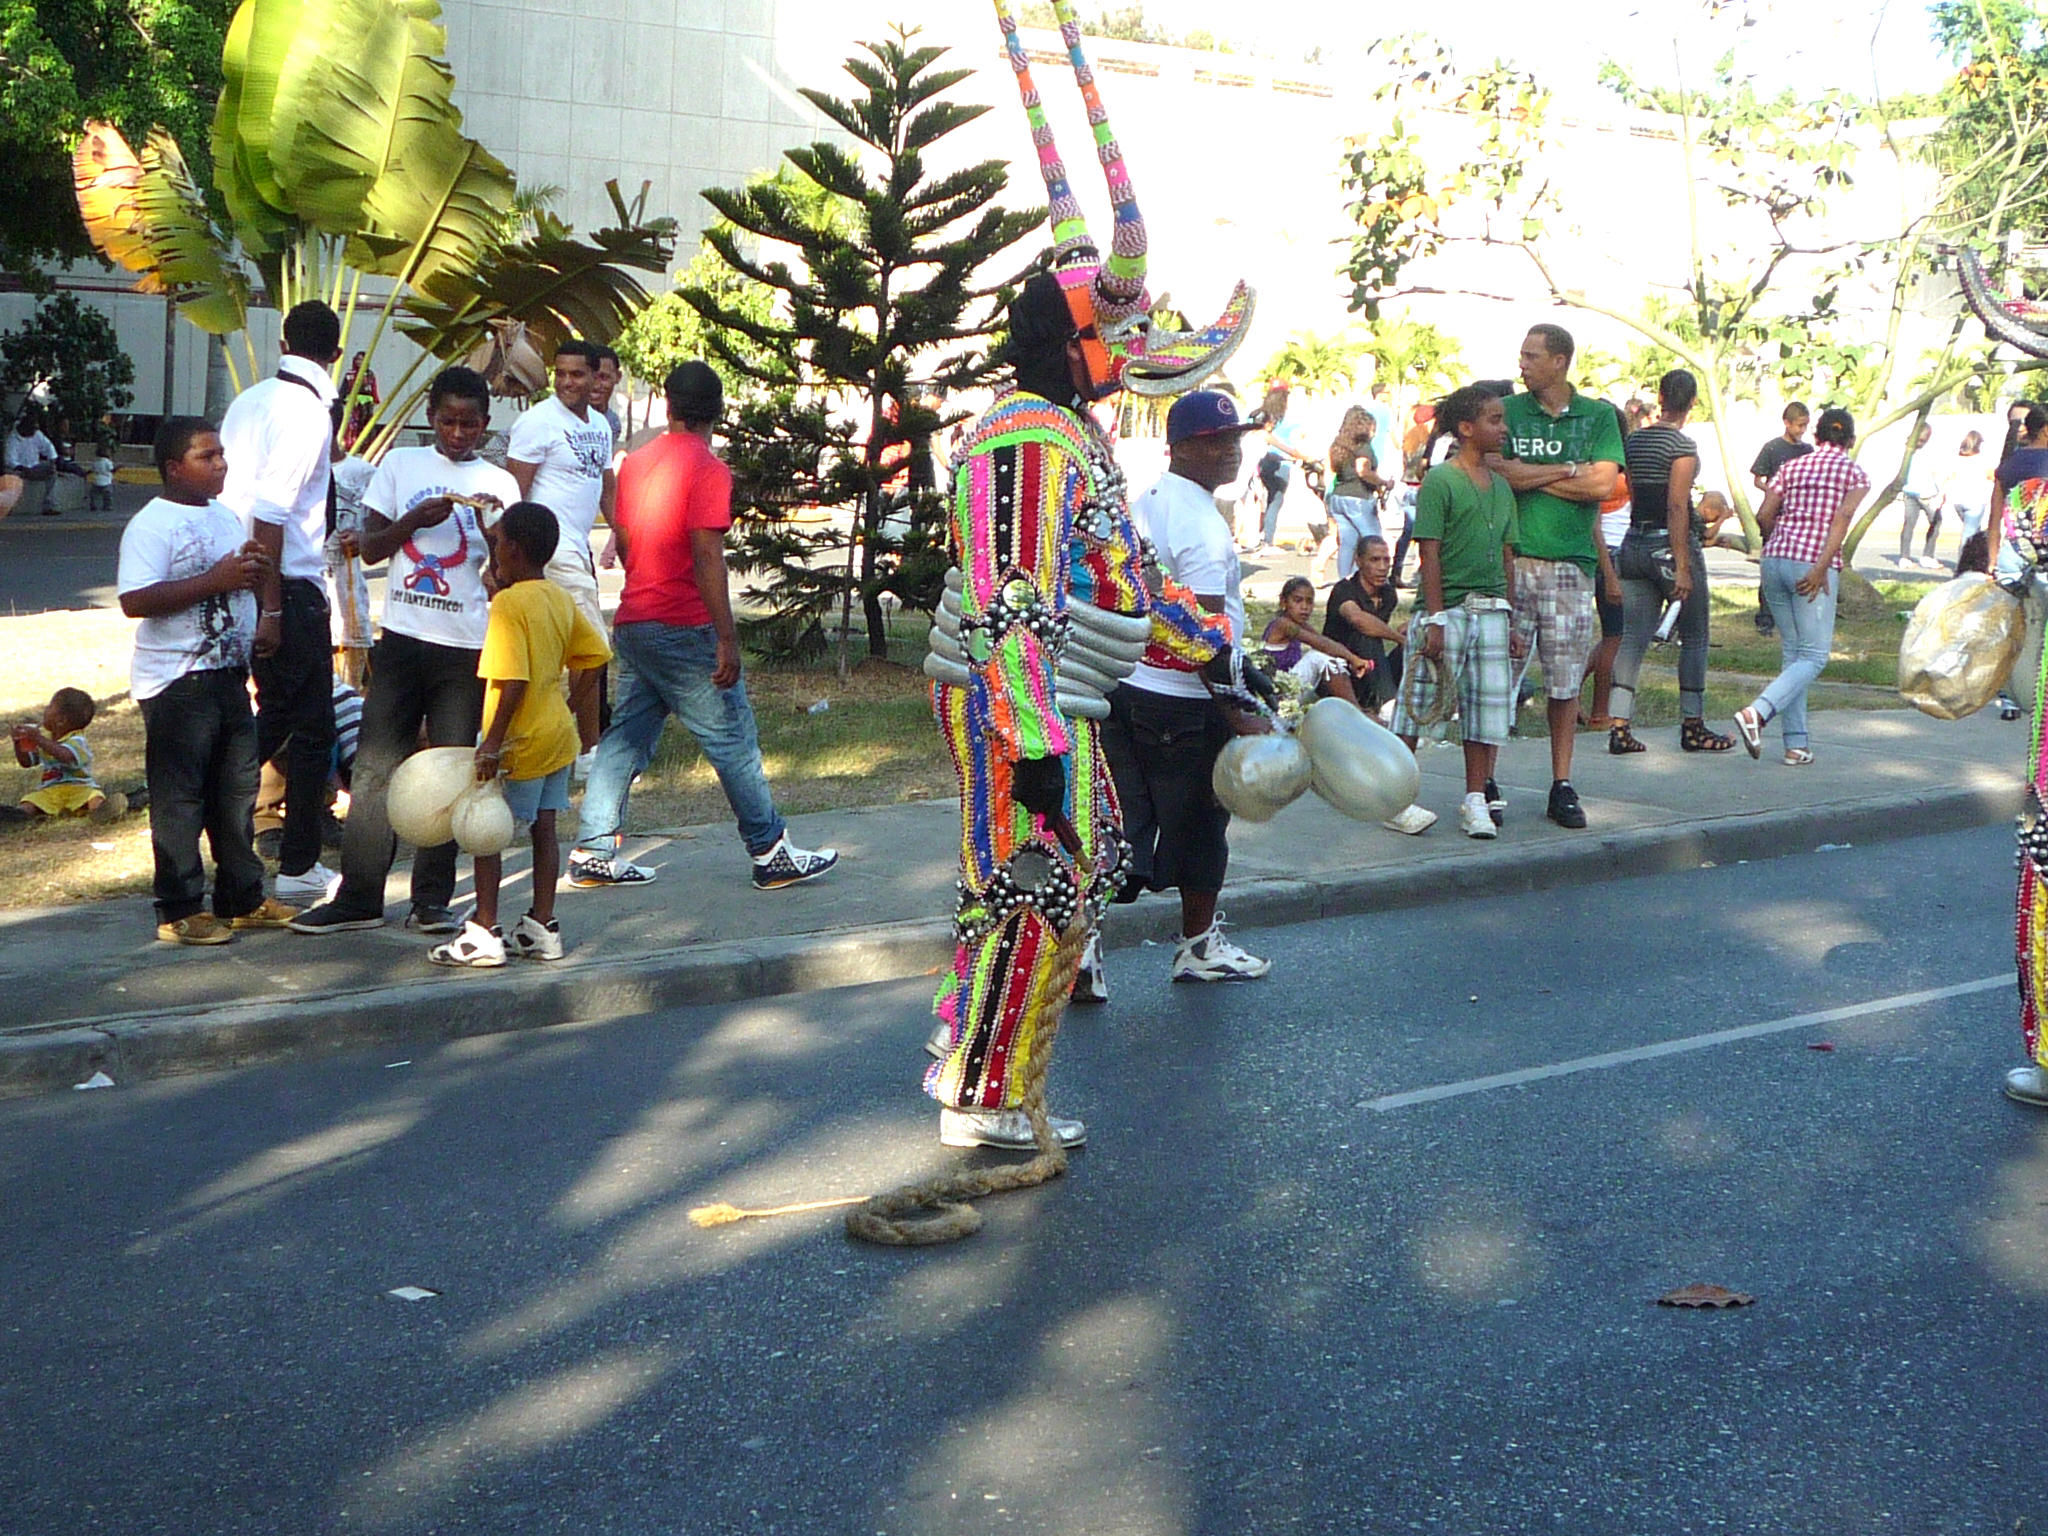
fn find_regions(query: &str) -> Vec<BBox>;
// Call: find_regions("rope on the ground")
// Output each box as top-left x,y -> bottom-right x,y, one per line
688,1196 -> 869,1227
844,917 -> 1088,1247
1398,643 -> 1458,733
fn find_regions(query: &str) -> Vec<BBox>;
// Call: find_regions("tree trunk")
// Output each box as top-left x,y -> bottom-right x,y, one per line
861,499 -> 888,659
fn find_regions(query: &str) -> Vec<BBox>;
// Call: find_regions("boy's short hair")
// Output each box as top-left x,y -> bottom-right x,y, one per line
154,416 -> 216,476
497,501 -> 560,567
554,339 -> 602,368
281,300 -> 342,359
51,687 -> 95,730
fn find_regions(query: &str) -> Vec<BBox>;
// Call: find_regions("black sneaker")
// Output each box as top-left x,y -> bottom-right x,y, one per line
567,850 -> 656,888
1545,780 -> 1587,830
1483,777 -> 1506,827
288,900 -> 385,934
750,834 -> 839,890
404,904 -> 461,934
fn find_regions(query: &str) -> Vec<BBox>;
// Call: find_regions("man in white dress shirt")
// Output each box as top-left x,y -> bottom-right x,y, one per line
218,300 -> 344,903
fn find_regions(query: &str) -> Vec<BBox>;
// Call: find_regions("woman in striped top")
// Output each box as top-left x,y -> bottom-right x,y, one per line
1731,407 -> 1870,764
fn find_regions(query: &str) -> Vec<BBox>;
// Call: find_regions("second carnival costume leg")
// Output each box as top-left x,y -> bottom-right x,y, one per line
2014,627 -> 2048,1101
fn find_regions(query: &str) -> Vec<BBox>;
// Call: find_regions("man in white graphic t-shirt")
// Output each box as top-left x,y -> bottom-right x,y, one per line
507,338 -> 614,758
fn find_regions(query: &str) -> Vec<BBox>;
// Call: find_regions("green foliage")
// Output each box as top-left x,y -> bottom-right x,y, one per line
0,0 -> 236,273
680,26 -> 1042,665
1360,316 -> 1463,400
1260,329 -> 1368,395
1925,0 -> 2048,242
0,293 -> 137,429
615,245 -> 779,405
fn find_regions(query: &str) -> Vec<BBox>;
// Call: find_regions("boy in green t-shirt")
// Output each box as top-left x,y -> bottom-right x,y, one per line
1388,386 -> 1526,840
1490,324 -> 1625,830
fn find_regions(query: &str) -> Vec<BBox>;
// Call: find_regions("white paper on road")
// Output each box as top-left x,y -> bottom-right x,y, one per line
386,1286 -> 439,1301
73,1071 -> 115,1090
1364,973 -> 2009,1113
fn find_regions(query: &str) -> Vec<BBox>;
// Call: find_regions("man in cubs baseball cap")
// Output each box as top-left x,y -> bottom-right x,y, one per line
1164,389 -> 1258,445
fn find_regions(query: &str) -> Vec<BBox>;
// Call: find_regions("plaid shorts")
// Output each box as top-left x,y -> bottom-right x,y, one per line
1390,601 -> 1514,747
1513,557 -> 1597,700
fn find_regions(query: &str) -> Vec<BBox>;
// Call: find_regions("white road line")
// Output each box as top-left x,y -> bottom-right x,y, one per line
1364,974 -> 2011,1113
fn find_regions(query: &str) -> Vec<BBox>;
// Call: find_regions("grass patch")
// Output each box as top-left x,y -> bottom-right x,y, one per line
0,610 -> 155,908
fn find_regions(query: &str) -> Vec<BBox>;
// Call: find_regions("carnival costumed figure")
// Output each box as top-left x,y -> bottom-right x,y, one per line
845,0 -> 1255,1246
1954,249 -> 2048,1107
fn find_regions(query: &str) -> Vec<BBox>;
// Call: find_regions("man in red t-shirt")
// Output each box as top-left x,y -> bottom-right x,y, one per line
566,362 -> 838,892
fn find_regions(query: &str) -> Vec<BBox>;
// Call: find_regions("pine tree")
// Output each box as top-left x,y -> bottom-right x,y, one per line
681,26 -> 1043,666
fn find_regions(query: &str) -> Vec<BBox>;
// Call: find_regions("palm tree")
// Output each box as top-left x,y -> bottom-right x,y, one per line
1261,329 -> 1369,398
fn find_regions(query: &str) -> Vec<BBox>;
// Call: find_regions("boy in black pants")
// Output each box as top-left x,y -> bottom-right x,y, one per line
116,419 -> 300,944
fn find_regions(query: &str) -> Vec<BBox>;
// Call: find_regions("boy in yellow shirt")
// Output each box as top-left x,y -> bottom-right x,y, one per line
430,502 -> 611,968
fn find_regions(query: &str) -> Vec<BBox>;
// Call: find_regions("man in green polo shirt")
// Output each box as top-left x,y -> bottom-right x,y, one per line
1488,323 -> 1624,830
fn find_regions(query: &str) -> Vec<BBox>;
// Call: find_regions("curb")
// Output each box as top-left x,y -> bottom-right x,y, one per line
0,782 -> 2019,1097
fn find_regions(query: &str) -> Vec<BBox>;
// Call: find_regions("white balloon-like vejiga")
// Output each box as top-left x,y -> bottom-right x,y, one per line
1211,732 -> 1313,822
385,746 -> 477,849
1297,696 -> 1420,823
450,778 -> 517,856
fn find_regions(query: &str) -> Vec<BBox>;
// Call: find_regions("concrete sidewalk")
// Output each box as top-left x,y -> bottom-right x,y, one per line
0,703 -> 2025,1095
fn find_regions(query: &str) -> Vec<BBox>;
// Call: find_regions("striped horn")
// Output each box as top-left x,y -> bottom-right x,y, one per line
1047,0 -> 1148,324
992,0 -> 1099,288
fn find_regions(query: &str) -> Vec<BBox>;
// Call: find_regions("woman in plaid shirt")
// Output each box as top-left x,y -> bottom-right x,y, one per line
1732,407 -> 1870,764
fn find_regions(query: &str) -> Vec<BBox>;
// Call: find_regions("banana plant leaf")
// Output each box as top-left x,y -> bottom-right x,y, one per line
214,0 -> 309,255
267,0 -> 512,290
72,123 -> 251,335
399,185 -> 677,360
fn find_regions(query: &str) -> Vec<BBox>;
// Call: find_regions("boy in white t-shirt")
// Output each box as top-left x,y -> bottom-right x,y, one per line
290,366 -> 518,937
506,338 -> 614,760
117,418 -> 298,945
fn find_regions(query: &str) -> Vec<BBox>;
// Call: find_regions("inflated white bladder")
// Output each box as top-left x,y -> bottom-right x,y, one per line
1297,696 -> 1420,823
450,778 -> 516,856
1211,733 -> 1313,822
385,746 -> 477,849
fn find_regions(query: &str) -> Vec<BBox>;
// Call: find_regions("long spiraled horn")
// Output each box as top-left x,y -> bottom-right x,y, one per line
1048,0 -> 1147,322
1958,245 -> 2048,359
992,0 -> 1097,279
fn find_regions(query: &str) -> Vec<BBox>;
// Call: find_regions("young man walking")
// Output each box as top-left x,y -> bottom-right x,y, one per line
1490,323 -> 1623,829
1102,389 -> 1272,983
218,299 -> 343,902
566,362 -> 836,892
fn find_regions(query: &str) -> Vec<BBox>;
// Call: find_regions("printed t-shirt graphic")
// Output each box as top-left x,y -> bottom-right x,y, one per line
506,395 -> 613,553
116,496 -> 257,700
363,447 -> 519,648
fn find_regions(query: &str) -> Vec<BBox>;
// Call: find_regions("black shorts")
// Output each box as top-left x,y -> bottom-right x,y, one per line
1596,548 -> 1624,639
1100,683 -> 1232,898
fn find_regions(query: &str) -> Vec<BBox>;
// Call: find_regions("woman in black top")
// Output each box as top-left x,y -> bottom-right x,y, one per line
1323,533 -> 1406,711
1609,369 -> 1733,754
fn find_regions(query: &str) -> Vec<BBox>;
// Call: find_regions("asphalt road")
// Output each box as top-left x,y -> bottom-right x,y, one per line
0,519 -> 126,613
5,824 -> 2045,1535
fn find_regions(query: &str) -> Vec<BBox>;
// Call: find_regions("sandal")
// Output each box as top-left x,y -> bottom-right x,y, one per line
1783,747 -> 1815,767
1681,717 -> 1735,753
1608,721 -> 1646,755
1731,706 -> 1763,759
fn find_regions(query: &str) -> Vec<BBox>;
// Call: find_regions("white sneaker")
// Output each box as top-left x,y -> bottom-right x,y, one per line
428,919 -> 505,968
275,861 -> 341,903
1459,792 -> 1497,839
939,1106 -> 1087,1149
508,912 -> 563,961
1381,803 -> 1438,836
1070,932 -> 1108,1004
1172,917 -> 1270,982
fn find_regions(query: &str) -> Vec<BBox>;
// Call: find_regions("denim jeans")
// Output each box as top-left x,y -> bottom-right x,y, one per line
575,621 -> 785,857
1611,533 -> 1710,720
331,630 -> 484,918
1257,454 -> 1291,546
252,577 -> 335,875
1757,556 -> 1838,750
139,667 -> 267,924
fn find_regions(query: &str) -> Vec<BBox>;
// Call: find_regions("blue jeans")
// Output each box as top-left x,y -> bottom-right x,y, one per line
1757,556 -> 1837,750
1257,455 -> 1291,546
574,621 -> 785,858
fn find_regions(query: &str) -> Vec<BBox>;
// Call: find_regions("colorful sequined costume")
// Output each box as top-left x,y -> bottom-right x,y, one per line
921,0 -> 1252,1118
2007,477 -> 2048,1076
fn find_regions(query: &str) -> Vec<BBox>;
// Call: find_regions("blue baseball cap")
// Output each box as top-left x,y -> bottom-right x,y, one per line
1165,390 -> 1256,445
